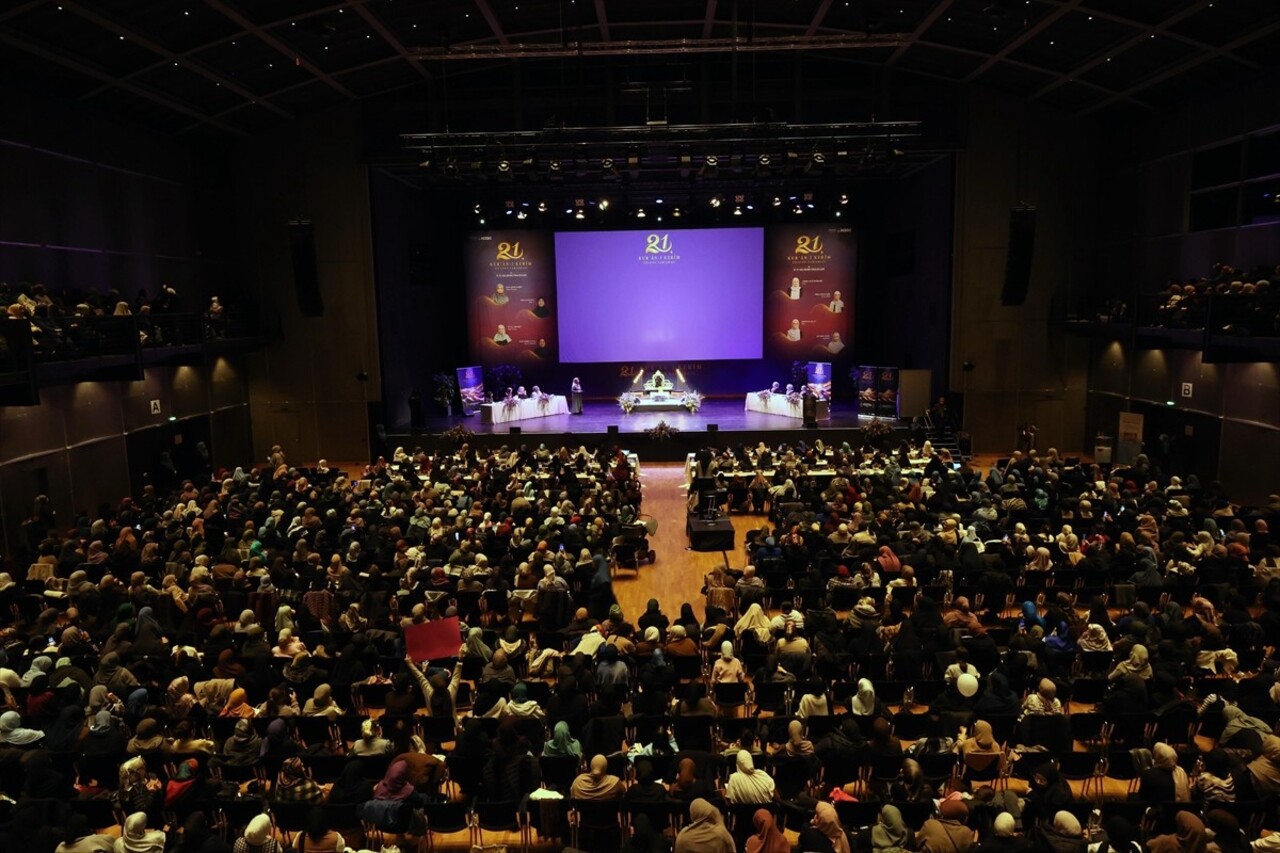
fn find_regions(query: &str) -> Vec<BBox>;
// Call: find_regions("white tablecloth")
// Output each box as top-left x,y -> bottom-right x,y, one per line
743,393 -> 830,420
481,395 -> 570,424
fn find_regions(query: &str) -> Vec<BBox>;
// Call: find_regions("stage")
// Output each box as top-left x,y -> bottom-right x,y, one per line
399,399 -> 890,462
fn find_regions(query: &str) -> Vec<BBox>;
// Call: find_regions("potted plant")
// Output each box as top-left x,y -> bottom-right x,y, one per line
432,372 -> 457,416
645,420 -> 679,441
681,390 -> 704,413
862,418 -> 893,449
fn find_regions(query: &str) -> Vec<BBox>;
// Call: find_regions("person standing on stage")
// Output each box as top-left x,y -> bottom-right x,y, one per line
570,378 -> 584,415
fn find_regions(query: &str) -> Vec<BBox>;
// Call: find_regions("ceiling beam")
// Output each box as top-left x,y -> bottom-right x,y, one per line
594,0 -> 611,42
0,30 -> 244,134
81,4 -> 352,98
702,0 -> 717,40
886,0 -> 954,66
201,0 -> 355,98
1037,0 -> 1259,68
1081,13 -> 1280,114
964,0 -> 1082,82
59,1 -> 291,118
473,0 -> 509,46
805,0 -> 834,38
918,39 -> 1150,106
0,1 -> 41,23
351,0 -> 431,80
1032,0 -> 1215,101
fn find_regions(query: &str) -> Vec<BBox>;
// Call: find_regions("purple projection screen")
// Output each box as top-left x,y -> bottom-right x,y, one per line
554,227 -> 764,362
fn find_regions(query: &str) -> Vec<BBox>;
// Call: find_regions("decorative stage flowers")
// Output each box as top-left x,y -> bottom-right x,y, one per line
785,389 -> 803,405
536,391 -> 552,407
645,420 -> 679,441
756,389 -> 772,402
862,418 -> 893,442
502,396 -> 520,411
681,390 -> 704,413
440,424 -> 474,445
618,392 -> 640,414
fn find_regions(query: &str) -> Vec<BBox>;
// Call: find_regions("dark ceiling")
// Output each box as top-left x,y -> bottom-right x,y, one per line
2,0 -> 1278,138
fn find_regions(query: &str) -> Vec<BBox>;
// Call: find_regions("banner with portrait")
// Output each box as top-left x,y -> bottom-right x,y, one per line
764,224 -> 855,362
465,231 -> 557,366
455,365 -> 485,416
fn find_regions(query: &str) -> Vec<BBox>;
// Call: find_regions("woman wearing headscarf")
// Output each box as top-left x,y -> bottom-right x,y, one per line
871,804 -> 910,853
745,808 -> 789,853
232,814 -> 279,853
711,641 -> 746,683
220,688 -> 255,719
1034,811 -> 1086,853
980,812 -> 1028,853
1141,742 -> 1190,802
23,749 -> 69,799
21,655 -> 52,687
43,704 -> 86,753
221,718 -> 261,766
625,813 -> 671,853
260,718 -> 302,758
851,678 -> 888,717
1022,762 -> 1072,829
274,757 -> 322,803
1204,809 -> 1248,853
463,626 -> 493,661
674,798 -> 734,853
1079,623 -> 1113,652
114,813 -> 166,853
784,719 -> 815,756
797,801 -> 853,853
1108,644 -> 1152,680
0,710 -> 45,747
127,718 -> 165,756
1219,704 -> 1271,754
163,759 -> 201,810
667,757 -> 712,803
325,761 -> 371,806
374,759 -> 421,805
92,653 -> 138,693
570,754 -> 624,800
959,719 -> 1004,764
973,671 -> 1021,717
1195,748 -> 1236,803
302,684 -> 342,720
725,749 -> 776,803
1146,811 -> 1207,853
917,800 -> 973,853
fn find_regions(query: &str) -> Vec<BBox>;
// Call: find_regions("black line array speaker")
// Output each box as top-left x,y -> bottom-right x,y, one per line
1000,206 -> 1037,307
509,426 -> 521,435
707,424 -> 718,433
289,220 -> 324,317
607,425 -> 619,435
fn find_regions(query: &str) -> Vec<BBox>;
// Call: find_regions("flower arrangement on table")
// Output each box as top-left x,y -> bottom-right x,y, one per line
681,390 -> 704,413
786,389 -> 804,406
755,389 -> 772,403
646,420 -> 680,441
502,395 -> 520,412
536,391 -> 553,408
862,418 -> 893,445
618,392 -> 641,414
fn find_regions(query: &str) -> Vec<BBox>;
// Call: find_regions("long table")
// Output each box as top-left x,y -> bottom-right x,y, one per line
480,395 -> 570,424
684,451 -> 926,485
743,393 -> 831,420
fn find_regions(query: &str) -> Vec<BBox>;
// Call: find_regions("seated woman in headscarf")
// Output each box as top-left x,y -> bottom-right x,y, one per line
799,801 -> 853,853
849,678 -> 889,718
973,672 -> 1021,717
783,719 -> 815,757
979,812 -> 1028,853
114,812 -> 166,853
674,798 -> 733,853
744,807 -> 789,853
570,754 -> 624,800
221,718 -> 261,766
1108,644 -> 1152,680
958,719 -> 1005,766
1140,742 -> 1190,802
481,650 -> 518,686
375,759 -> 426,807
126,718 -> 165,756
724,749 -> 775,804
710,642 -> 746,683
1145,811 -> 1206,853
542,720 -> 582,759
219,688 -> 255,719
1022,762 -> 1071,829
302,684 -> 342,720
1020,678 -> 1063,717
1034,810 -> 1086,853
274,756 -> 323,803
501,683 -> 546,721
796,679 -> 830,719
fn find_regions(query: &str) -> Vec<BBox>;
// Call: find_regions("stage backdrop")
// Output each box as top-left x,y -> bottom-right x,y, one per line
764,224 -> 855,363
466,231 -> 557,367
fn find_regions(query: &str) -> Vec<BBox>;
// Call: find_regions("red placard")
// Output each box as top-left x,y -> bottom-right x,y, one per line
404,616 -> 461,663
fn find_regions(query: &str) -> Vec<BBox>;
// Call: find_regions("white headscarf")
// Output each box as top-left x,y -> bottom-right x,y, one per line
851,678 -> 878,715
725,749 -> 776,803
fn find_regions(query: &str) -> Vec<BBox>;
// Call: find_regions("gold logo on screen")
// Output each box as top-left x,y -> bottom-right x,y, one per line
496,242 -> 524,260
645,234 -> 674,254
794,236 -> 824,255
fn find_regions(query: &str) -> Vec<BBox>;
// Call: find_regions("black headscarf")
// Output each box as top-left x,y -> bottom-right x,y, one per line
43,705 -> 85,753
22,749 -> 67,798
326,760 -> 372,805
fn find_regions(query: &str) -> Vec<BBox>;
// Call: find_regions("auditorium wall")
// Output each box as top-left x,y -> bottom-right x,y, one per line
231,103 -> 381,465
951,88 -> 1096,454
1085,67 -> 1280,504
0,90 -> 251,555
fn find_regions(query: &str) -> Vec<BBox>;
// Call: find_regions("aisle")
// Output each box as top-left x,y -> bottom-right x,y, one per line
611,462 -> 764,623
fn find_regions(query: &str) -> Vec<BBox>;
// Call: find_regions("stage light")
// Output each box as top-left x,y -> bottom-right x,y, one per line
498,160 -> 511,172
772,197 -> 782,207
537,201 -> 548,212
505,209 -> 513,216
706,155 -> 718,167
601,157 -> 618,180
516,211 -> 528,220
835,210 -> 842,218
636,208 -> 647,218
793,205 -> 803,215
700,154 -> 718,179
709,195 -> 722,208
574,210 -> 585,220
633,370 -> 645,385
549,159 -> 562,172
598,199 -> 610,210
655,198 -> 664,204
733,206 -> 742,216
473,204 -> 482,214
672,208 -> 682,218
478,217 -> 486,224
676,369 -> 685,384
839,193 -> 849,205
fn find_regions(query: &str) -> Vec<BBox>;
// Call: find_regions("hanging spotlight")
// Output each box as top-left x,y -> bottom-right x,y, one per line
473,203 -> 482,214
598,199 -> 610,211
733,206 -> 743,216
772,197 -> 782,207
574,210 -> 585,220
516,210 -> 528,220
537,200 -> 548,212
839,193 -> 849,205
699,154 -> 719,179
636,208 -> 647,218
601,157 -> 618,180
672,208 -> 682,218
709,195 -> 722,208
